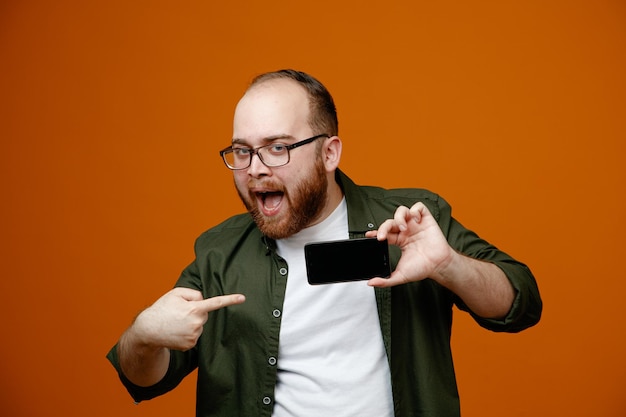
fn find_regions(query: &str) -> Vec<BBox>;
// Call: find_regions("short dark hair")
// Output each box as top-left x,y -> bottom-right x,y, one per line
249,69 -> 338,136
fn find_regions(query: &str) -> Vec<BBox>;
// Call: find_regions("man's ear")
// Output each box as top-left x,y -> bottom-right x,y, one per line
322,135 -> 342,172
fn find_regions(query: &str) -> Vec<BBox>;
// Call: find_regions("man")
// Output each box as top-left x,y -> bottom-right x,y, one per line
107,69 -> 542,417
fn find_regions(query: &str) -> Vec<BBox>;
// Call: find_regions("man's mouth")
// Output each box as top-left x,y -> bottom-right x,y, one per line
255,190 -> 284,215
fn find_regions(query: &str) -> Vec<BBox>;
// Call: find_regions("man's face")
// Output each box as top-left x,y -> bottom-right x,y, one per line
231,79 -> 329,240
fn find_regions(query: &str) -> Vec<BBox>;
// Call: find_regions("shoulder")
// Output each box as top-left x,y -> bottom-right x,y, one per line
193,213 -> 261,253
338,171 -> 450,221
359,184 -> 443,205
365,185 -> 449,221
203,212 -> 256,235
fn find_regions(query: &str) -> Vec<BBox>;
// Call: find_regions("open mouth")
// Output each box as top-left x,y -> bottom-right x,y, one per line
256,190 -> 284,215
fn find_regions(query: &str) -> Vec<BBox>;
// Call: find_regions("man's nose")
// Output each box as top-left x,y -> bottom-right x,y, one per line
247,152 -> 271,177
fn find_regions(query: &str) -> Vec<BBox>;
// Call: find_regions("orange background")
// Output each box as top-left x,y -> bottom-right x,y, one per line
1,1 -> 625,416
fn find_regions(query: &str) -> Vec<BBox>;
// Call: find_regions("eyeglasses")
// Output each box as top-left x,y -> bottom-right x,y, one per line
219,134 -> 330,170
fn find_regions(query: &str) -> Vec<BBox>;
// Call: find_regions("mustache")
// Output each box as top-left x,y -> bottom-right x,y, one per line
246,179 -> 285,192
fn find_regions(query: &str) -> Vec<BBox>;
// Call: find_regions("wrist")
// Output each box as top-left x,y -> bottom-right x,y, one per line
431,249 -> 464,287
126,310 -> 164,351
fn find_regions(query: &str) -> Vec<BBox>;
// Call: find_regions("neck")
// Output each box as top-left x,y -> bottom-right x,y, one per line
310,172 -> 344,228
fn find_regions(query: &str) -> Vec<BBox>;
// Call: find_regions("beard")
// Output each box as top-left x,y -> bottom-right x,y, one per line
236,157 -> 328,240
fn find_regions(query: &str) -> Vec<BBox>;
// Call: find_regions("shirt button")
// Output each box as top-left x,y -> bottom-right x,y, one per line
263,396 -> 272,405
268,356 -> 277,366
272,309 -> 281,318
279,267 -> 288,276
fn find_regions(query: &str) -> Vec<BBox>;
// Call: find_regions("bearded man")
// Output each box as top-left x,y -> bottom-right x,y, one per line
108,69 -> 542,417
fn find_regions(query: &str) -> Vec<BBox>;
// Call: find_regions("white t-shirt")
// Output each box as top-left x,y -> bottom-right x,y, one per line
273,198 -> 394,417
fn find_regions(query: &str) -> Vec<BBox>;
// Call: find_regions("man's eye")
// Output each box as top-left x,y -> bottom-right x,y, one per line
233,148 -> 252,156
268,144 -> 287,154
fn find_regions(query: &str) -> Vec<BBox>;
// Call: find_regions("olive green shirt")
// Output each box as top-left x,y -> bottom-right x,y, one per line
107,170 -> 542,417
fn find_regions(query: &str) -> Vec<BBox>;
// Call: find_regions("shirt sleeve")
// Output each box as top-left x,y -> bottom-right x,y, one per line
436,196 -> 543,333
105,255 -> 204,403
105,342 -> 198,403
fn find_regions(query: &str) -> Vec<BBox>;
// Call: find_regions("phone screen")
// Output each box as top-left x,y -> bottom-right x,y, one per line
304,238 -> 391,285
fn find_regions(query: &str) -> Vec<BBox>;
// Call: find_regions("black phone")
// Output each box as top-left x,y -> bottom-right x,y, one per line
304,238 -> 391,285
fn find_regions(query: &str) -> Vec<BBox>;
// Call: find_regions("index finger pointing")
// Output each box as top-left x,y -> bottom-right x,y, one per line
194,294 -> 246,312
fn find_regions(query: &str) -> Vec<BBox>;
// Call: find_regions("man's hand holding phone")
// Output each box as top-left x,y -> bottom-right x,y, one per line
365,202 -> 454,288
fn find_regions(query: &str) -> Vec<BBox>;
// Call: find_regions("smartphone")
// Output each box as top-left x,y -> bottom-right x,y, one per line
304,238 -> 391,285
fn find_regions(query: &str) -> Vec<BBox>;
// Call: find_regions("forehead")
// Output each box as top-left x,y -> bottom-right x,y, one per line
233,79 -> 311,141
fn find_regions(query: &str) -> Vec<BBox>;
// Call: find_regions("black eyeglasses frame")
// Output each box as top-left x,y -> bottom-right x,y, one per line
219,133 -> 330,170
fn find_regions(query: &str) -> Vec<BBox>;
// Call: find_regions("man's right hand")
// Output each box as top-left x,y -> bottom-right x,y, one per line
132,287 -> 246,351
117,288 -> 245,387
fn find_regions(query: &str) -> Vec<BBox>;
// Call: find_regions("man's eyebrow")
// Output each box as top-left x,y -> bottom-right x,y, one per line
231,134 -> 296,146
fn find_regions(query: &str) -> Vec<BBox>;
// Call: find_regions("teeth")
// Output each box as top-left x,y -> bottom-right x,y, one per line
260,191 -> 282,210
